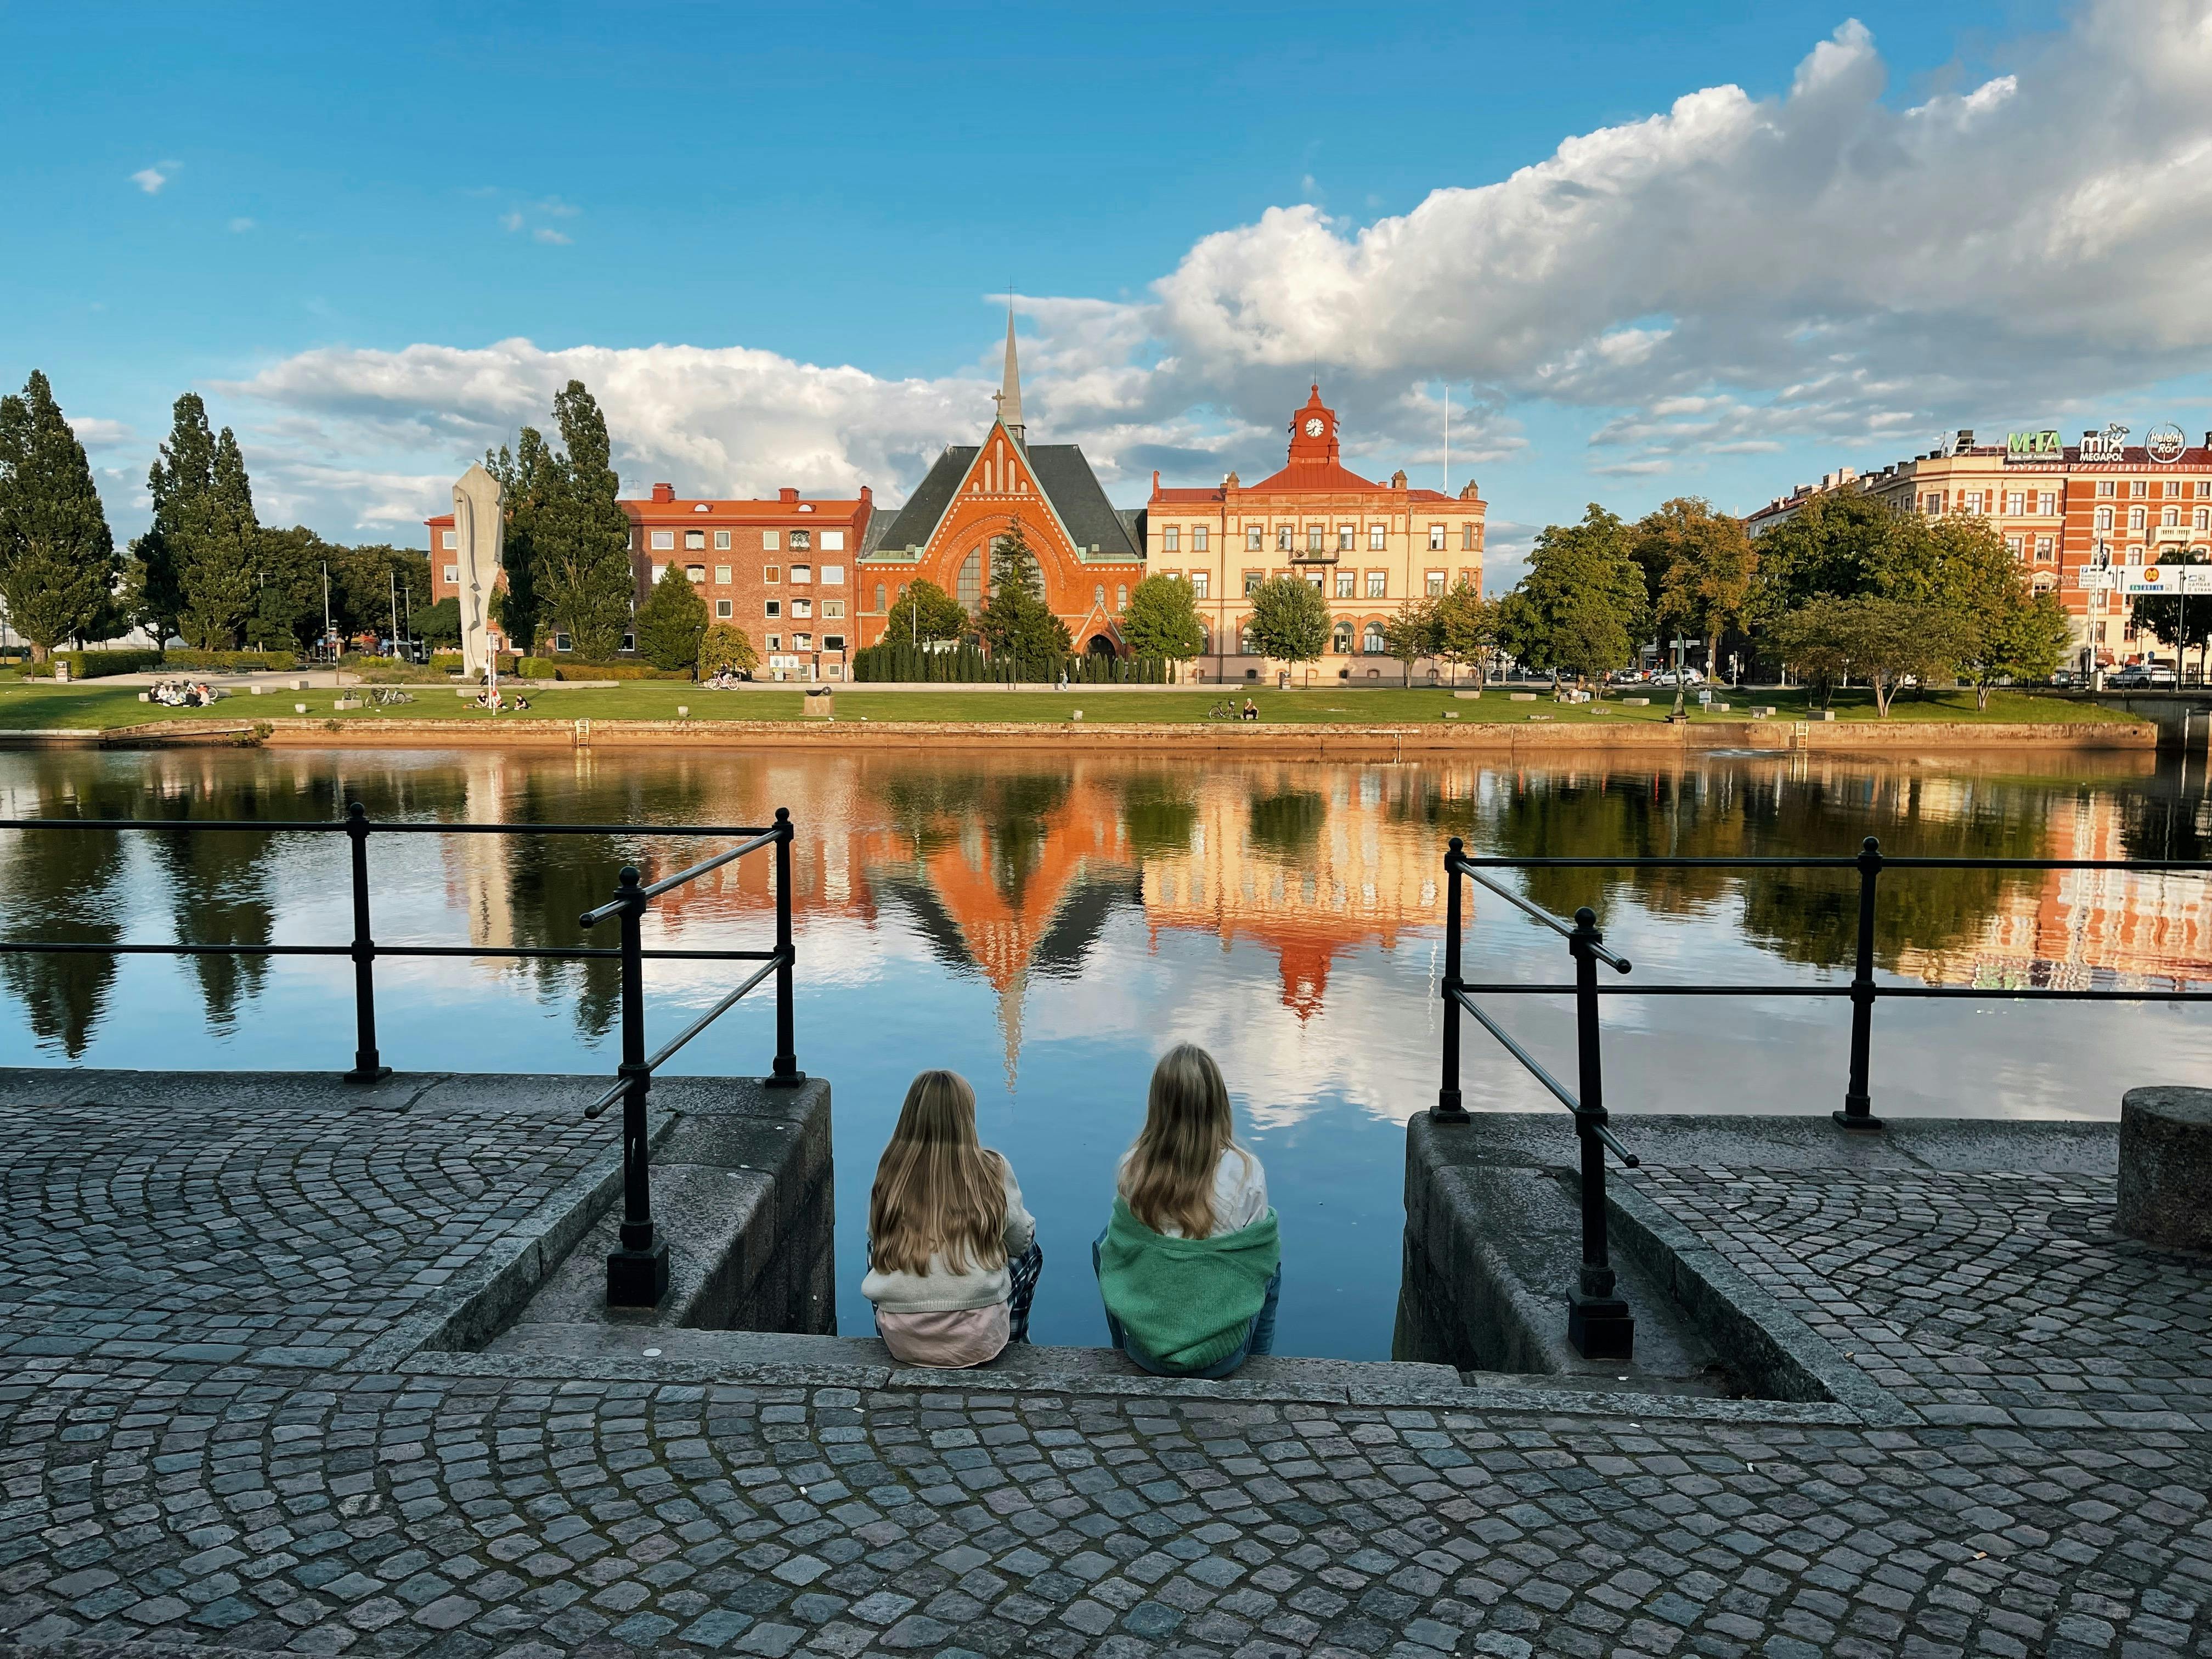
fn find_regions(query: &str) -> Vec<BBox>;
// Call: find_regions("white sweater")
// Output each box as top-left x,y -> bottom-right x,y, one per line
861,1159 -> 1035,1313
1116,1144 -> 1268,1239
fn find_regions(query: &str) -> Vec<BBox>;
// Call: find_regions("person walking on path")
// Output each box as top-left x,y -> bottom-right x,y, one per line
861,1069 -> 1041,1368
1094,1043 -> 1279,1378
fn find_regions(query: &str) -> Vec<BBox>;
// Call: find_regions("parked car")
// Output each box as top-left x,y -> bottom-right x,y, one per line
1650,668 -> 1705,687
2108,664 -> 2175,689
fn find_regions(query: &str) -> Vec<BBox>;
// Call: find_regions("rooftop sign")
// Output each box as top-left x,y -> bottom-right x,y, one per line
2080,423 -> 2130,461
2006,430 -> 2061,461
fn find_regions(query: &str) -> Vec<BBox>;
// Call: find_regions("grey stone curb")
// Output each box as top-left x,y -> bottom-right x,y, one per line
347,1105 -> 678,1373
1602,1177 -> 1922,1426
394,1345 -> 1878,1425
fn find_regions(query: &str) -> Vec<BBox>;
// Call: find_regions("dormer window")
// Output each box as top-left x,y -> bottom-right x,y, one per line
693,503 -> 710,512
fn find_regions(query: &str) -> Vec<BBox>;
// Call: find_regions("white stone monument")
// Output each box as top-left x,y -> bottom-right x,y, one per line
450,463 -> 504,678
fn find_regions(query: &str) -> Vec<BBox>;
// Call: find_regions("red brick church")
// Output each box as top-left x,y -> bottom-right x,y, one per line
857,311 -> 1143,653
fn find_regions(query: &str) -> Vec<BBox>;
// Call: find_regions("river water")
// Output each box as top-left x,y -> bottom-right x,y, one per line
2,744 -> 2207,1358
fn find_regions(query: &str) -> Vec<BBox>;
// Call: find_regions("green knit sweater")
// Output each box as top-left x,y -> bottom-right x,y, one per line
1097,1195 -> 1280,1372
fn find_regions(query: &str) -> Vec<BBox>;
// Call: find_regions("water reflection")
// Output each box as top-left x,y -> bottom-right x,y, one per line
1,746 -> 2207,1065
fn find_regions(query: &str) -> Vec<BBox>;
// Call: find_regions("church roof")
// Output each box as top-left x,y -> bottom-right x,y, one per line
862,438 -> 1143,558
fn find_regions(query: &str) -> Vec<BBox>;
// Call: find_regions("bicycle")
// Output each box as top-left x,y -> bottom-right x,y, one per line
1206,700 -> 1239,721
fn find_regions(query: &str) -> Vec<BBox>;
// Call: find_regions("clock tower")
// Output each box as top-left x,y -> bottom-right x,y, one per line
1286,385 -> 1340,468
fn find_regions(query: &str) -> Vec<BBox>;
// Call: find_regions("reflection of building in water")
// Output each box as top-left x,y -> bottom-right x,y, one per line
1138,773 -> 1442,1020
1895,789 -> 2212,989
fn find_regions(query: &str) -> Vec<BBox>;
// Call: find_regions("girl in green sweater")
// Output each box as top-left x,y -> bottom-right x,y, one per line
1093,1043 -> 1280,1378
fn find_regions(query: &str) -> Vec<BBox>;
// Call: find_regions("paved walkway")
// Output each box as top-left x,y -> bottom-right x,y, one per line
0,1075 -> 2207,1658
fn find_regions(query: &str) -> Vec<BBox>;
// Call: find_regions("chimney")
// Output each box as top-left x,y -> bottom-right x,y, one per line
859,486 -> 872,505
1152,469 -> 1160,492
650,482 -> 675,503
779,487 -> 799,504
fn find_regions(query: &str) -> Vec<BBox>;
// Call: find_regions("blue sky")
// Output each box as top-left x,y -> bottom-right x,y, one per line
9,0 -> 2205,585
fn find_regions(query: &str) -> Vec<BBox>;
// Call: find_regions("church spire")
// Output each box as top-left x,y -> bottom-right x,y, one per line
992,299 -> 1025,447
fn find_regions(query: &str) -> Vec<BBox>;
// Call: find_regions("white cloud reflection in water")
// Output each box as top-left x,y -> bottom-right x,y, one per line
1,744 -> 2207,1359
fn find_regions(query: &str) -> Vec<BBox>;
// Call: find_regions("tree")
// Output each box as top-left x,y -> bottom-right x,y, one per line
1772,596 -> 1969,715
977,524 -> 1070,674
1380,596 -> 1438,686
534,382 -> 635,659
128,394 -> 219,645
244,525 -> 338,652
1497,505 -> 1649,684
1120,572 -> 1205,662
884,578 -> 967,646
169,423 -> 260,650
1746,492 -> 1910,627
1244,575 -> 1331,681
415,596 -> 462,647
486,428 -> 555,652
0,371 -> 119,659
698,620 -> 759,678
1431,579 -> 1499,685
1978,591 -> 2073,702
1638,498 -> 1755,678
635,562 -> 708,673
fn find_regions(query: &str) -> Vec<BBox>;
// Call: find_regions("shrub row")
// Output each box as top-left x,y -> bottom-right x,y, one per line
166,648 -> 299,671
50,648 -> 166,678
516,657 -> 691,681
851,641 -> 1177,684
428,651 -> 521,675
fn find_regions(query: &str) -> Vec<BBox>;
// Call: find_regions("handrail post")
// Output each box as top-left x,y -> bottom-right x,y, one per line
1435,838 -> 1468,1121
1566,906 -> 1634,1360
343,803 -> 390,1083
1835,835 -> 1886,1131
765,806 -> 805,1087
606,865 -> 669,1306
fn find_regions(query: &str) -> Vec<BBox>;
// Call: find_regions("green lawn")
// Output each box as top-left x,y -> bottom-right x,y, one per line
0,679 -> 2144,731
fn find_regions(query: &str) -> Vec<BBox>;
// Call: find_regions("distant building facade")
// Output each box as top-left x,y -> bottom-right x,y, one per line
1747,424 -> 2212,667
1145,387 -> 1485,682
427,484 -> 873,679
857,313 -> 1143,656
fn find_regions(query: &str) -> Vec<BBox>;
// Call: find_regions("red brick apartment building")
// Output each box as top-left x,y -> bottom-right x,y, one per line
428,485 -> 874,679
1748,422 -> 2212,667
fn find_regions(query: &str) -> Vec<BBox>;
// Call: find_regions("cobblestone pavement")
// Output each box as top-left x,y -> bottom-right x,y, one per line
0,1084 -> 613,1372
1,1363 -> 2208,1659
1628,1165 -> 2212,1430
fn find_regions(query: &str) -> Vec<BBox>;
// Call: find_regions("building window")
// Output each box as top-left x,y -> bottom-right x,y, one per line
1366,571 -> 1386,599
684,564 -> 704,583
1427,524 -> 1446,550
1335,570 -> 1355,599
764,566 -> 781,584
821,531 -> 844,551
442,565 -> 459,584
1190,572 -> 1209,599
957,549 -> 981,611
2005,536 -> 2023,558
2039,492 -> 2058,515
1277,526 -> 1294,552
1369,524 -> 1386,551
1116,583 -> 1128,608
2096,507 -> 2113,532
685,530 -> 705,550
1462,523 -> 1477,550
1307,524 -> 1326,552
767,635 -> 781,651
794,634 -> 812,651
714,565 -> 731,584
1239,624 -> 1259,654
2035,536 -> 2055,561
792,599 -> 813,619
441,529 -> 456,549
1246,526 -> 1263,551
715,599 -> 733,619
824,634 -> 845,651
714,531 -> 731,550
1163,526 -> 1180,552
764,531 -> 781,550
2097,481 -> 2116,497
2005,491 -> 2024,516
1362,623 -> 1386,654
1332,620 -> 1353,654
873,583 -> 886,612
788,530 -> 812,551
554,633 -> 572,652
1922,492 -> 1942,515
651,564 -> 668,584
1963,490 -> 1983,514
2130,507 -> 2146,531
2132,480 -> 2148,496
2198,510 -> 2211,533
1094,584 -> 1105,606
790,563 -> 811,584
2166,507 -> 2182,528
1244,570 -> 1263,595
765,600 -> 781,618
651,530 -> 675,551
1426,570 -> 1447,596
1193,527 -> 1208,552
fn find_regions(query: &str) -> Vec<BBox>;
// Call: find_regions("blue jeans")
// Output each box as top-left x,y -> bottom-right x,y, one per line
1092,1231 -> 1280,1379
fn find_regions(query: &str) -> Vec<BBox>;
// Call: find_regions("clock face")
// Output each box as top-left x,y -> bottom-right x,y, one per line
1304,417 -> 1325,437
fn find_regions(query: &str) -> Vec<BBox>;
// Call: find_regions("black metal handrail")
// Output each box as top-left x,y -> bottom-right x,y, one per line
578,811 -> 802,1307
1438,838 -> 1639,1360
0,803 -> 802,1311
1434,832 -> 2212,1361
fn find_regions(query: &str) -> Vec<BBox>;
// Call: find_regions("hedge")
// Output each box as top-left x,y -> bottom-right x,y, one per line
51,648 -> 166,679
430,651 -> 520,675
517,657 -> 692,681
166,648 -> 299,671
851,641 -> 1176,684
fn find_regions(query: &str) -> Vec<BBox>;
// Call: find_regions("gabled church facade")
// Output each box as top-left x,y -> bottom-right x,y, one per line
858,313 -> 1143,654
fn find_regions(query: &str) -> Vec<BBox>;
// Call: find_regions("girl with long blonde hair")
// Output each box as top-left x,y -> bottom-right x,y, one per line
1094,1043 -> 1280,1378
861,1069 -> 1040,1368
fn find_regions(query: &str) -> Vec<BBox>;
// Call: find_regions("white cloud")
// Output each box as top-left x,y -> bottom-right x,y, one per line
147,1 -> 2212,539
228,217 -> 256,233
129,161 -> 178,195
532,227 -> 571,246
65,417 -> 134,451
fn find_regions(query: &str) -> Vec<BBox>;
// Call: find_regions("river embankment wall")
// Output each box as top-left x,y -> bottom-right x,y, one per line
217,715 -> 2160,758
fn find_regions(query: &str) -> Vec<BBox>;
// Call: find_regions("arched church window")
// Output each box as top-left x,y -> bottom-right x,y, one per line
957,549 -> 982,611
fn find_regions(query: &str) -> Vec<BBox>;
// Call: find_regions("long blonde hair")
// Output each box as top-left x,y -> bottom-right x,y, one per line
869,1070 -> 1009,1276
1120,1043 -> 1247,1238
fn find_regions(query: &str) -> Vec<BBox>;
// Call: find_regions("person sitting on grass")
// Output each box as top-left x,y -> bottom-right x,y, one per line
1094,1043 -> 1279,1379
1242,697 -> 1259,721
861,1069 -> 1042,1368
